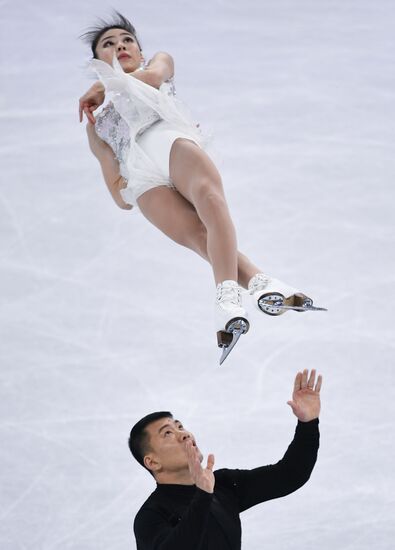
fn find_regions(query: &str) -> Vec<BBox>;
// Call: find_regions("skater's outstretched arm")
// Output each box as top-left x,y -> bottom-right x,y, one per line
86,122 -> 132,210
219,369 -> 322,512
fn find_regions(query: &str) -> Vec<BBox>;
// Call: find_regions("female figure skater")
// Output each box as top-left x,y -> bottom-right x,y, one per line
79,13 -> 324,358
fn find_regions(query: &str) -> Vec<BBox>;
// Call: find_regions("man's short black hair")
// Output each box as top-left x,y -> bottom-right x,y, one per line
80,11 -> 142,59
129,411 -> 173,471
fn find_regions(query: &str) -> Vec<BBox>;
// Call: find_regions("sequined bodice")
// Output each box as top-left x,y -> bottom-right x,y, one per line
95,104 -> 132,164
95,77 -> 176,164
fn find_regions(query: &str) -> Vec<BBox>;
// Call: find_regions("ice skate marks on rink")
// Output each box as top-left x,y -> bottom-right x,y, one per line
1,0 -> 395,549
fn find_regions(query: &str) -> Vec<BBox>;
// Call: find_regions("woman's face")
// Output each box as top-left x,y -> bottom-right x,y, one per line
95,28 -> 143,73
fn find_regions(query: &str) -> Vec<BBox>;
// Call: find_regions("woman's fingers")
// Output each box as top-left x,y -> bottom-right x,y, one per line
84,106 -> 96,124
79,102 -> 89,123
315,374 -> 323,393
78,81 -> 105,122
79,100 -> 97,123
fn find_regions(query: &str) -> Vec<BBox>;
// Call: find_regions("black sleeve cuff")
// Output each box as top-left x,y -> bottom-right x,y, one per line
296,418 -> 319,432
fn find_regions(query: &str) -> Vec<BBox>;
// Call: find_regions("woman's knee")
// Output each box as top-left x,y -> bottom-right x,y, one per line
192,177 -> 227,214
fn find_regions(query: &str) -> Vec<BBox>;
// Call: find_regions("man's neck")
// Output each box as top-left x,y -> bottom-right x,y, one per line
155,468 -> 194,486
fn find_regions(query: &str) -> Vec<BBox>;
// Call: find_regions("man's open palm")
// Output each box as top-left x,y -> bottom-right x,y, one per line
287,369 -> 322,422
185,441 -> 215,494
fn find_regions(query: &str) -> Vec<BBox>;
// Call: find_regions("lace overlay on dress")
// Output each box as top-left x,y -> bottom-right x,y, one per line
95,77 -> 177,165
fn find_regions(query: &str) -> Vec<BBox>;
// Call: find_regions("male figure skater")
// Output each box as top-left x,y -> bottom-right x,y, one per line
129,369 -> 322,550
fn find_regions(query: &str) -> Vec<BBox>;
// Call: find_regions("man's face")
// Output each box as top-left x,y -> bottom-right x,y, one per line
144,417 -> 203,475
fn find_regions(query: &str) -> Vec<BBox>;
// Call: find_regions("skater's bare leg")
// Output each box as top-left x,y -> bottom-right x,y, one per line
137,186 -> 209,259
137,186 -> 261,288
169,139 -> 238,285
237,252 -> 262,289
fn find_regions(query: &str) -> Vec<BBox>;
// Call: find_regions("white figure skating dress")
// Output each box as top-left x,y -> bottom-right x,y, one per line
91,56 -> 204,206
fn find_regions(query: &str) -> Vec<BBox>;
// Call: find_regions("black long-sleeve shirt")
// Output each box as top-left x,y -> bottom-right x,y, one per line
134,419 -> 319,550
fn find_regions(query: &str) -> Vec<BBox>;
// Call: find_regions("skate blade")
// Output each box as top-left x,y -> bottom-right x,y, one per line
277,303 -> 328,312
284,294 -> 327,312
258,293 -> 327,315
217,318 -> 249,365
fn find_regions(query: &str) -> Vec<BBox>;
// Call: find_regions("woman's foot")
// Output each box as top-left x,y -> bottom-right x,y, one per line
215,280 -> 249,363
215,280 -> 249,331
248,273 -> 317,316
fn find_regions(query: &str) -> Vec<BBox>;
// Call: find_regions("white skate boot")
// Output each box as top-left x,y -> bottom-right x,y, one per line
248,273 -> 327,316
215,280 -> 249,364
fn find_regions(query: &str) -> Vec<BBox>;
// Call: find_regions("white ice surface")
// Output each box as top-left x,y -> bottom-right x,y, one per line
1,0 -> 395,548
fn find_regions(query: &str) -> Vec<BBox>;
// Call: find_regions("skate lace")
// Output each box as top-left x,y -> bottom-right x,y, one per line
217,285 -> 242,307
247,273 -> 270,294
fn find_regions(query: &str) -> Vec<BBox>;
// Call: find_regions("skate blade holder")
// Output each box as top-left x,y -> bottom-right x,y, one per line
217,317 -> 250,365
258,293 -> 327,315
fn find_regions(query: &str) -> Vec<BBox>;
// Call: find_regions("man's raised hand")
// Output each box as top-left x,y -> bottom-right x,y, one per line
185,440 -> 215,494
287,369 -> 322,422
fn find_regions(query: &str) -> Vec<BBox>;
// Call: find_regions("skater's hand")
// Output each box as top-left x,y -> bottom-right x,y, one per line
185,440 -> 215,494
79,81 -> 105,124
287,369 -> 322,422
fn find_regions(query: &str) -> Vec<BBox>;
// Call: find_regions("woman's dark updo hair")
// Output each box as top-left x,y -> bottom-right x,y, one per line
80,11 -> 142,59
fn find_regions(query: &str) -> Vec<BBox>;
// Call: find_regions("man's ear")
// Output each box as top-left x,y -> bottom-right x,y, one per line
144,453 -> 160,473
